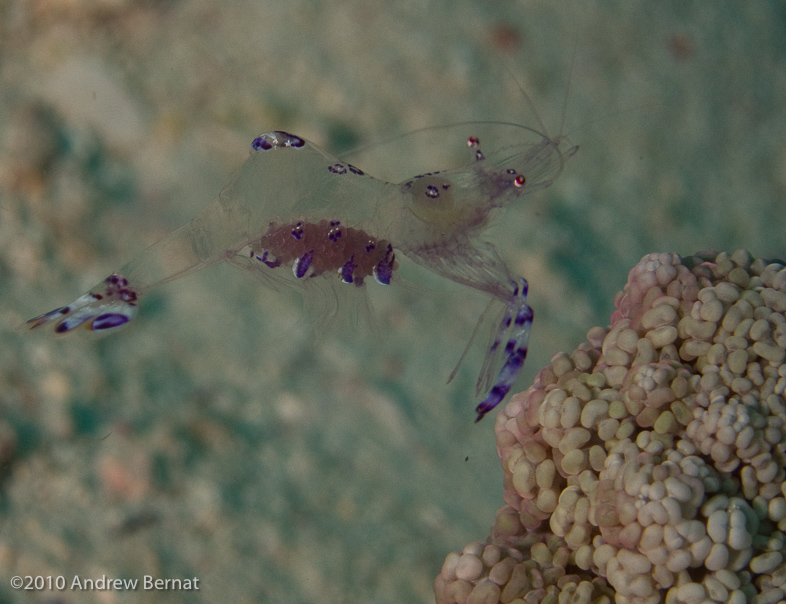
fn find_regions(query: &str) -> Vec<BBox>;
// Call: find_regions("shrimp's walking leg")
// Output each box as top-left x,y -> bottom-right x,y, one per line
405,242 -> 534,421
474,278 -> 532,422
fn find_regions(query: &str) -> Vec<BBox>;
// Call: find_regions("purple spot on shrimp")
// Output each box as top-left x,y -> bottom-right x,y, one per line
475,347 -> 527,422
328,163 -> 347,174
328,227 -> 343,242
365,240 -> 377,253
291,222 -> 304,240
293,250 -> 314,279
515,306 -> 534,327
255,250 -> 282,269
340,256 -> 357,284
55,314 -> 92,333
119,289 -> 137,303
475,384 -> 511,422
425,185 -> 439,199
91,313 -> 131,331
348,164 -> 364,175
280,132 -> 305,147
475,150 -> 484,161
373,244 -> 395,285
251,136 -> 274,151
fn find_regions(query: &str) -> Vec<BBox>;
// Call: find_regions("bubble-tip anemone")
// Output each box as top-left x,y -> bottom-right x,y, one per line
435,250 -> 786,604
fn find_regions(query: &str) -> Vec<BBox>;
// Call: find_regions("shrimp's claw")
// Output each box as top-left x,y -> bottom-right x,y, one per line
474,277 -> 533,422
26,273 -> 139,335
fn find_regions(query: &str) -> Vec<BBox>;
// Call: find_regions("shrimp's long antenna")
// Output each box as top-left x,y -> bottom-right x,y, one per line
505,27 -> 577,145
504,63 -> 550,140
558,38 -> 578,143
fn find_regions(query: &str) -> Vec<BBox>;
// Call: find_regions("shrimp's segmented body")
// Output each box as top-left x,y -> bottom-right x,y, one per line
254,219 -> 396,285
27,124 -> 573,420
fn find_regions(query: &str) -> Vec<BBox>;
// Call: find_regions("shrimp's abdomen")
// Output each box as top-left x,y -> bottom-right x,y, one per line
253,219 -> 397,285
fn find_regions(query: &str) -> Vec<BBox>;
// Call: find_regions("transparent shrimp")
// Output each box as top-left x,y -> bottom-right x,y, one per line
26,119 -> 575,421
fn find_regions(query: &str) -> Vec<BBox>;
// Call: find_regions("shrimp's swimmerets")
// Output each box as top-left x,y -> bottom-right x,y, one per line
27,124 -> 574,420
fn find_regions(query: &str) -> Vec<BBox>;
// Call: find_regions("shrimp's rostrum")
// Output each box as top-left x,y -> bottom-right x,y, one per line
27,123 -> 573,420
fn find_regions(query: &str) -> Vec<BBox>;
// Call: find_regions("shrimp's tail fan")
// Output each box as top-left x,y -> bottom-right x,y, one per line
26,273 -> 139,335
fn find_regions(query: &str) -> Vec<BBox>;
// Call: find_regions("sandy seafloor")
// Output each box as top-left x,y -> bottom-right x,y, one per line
0,1 -> 784,603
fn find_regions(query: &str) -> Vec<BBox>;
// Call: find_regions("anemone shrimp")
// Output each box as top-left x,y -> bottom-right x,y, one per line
26,93 -> 576,421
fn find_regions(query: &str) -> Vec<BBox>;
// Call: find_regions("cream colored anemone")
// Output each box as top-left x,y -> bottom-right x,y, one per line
435,250 -> 786,604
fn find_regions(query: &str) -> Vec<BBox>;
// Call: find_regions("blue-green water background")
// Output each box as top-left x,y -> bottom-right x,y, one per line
0,1 -> 784,602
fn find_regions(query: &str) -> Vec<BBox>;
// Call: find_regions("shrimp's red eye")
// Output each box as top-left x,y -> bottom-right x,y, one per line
513,175 -> 526,188
467,136 -> 480,148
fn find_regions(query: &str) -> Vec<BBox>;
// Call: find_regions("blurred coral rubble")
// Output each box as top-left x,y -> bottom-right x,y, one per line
435,250 -> 786,604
